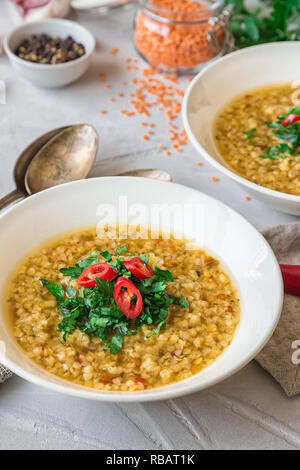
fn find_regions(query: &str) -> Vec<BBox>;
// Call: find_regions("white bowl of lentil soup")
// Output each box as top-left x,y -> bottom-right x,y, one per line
183,42 -> 300,215
4,19 -> 95,88
0,178 -> 282,401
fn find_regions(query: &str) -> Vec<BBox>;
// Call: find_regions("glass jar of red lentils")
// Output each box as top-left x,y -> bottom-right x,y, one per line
134,0 -> 233,74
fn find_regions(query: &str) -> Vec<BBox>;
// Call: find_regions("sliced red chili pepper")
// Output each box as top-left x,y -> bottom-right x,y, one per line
280,264 -> 300,296
123,257 -> 154,280
281,114 -> 300,126
113,277 -> 143,319
77,263 -> 118,288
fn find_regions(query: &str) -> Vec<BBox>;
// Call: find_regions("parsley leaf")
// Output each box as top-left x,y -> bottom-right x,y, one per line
137,254 -> 149,264
177,296 -> 189,308
110,329 -> 125,354
100,250 -> 112,262
116,245 -> 128,255
41,279 -> 65,301
154,265 -> 174,282
95,277 -> 114,297
146,321 -> 166,338
60,251 -> 99,280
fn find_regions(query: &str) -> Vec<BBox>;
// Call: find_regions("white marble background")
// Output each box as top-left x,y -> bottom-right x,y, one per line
0,0 -> 299,450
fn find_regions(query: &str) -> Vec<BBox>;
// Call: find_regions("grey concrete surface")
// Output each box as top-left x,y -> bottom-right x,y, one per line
0,0 -> 299,450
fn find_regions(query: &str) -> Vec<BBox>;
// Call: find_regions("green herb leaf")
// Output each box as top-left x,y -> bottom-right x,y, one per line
177,296 -> 189,308
110,329 -> 125,354
100,250 -> 112,262
146,321 -> 166,338
41,279 -> 65,301
116,245 -> 128,255
137,254 -> 149,264
245,16 -> 260,41
60,251 -> 99,280
154,266 -> 174,282
95,277 -> 114,297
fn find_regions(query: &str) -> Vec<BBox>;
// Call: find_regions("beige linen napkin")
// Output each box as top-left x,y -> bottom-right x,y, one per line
257,223 -> 300,397
1,222 -> 300,395
0,364 -> 12,384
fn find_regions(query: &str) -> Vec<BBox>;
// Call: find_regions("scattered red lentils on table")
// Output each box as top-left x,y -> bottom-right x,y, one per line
98,44 -> 193,156
110,47 -> 119,55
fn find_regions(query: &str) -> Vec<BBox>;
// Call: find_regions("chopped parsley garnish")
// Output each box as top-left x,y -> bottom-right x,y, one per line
244,127 -> 257,142
244,106 -> 300,160
41,247 -> 188,354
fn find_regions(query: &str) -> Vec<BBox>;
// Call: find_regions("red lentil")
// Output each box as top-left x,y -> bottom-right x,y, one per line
110,47 -> 119,55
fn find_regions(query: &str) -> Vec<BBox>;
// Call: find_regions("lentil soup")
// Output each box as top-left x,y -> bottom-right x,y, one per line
5,227 -> 240,391
214,83 -> 300,195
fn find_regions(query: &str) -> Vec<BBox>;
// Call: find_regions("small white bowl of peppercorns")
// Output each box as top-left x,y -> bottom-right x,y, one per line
4,19 -> 95,88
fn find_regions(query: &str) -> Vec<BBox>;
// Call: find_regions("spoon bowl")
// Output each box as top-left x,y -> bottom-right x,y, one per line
25,124 -> 99,195
0,126 -> 70,212
15,126 -> 70,194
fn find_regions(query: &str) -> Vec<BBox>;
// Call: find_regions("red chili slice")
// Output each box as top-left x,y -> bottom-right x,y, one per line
281,114 -> 300,126
113,277 -> 143,319
123,257 -> 154,280
77,263 -> 118,288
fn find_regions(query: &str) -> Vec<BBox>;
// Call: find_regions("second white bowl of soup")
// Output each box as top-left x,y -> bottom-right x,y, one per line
183,42 -> 300,215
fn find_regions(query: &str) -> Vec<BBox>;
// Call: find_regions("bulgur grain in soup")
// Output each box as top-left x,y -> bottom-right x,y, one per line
6,227 -> 240,391
214,83 -> 300,195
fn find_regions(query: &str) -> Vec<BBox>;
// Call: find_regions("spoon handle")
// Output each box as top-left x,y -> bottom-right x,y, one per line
0,189 -> 25,212
116,169 -> 172,182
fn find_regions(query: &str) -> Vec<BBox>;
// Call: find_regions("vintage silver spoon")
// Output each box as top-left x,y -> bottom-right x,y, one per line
0,124 -> 98,211
0,126 -> 172,212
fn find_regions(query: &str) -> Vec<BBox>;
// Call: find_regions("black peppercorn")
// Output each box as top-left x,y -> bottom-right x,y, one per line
14,34 -> 86,65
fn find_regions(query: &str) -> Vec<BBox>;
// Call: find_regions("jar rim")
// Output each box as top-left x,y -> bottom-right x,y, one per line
138,0 -> 225,16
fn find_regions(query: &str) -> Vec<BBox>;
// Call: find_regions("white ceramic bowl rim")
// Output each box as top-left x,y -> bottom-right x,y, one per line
182,41 -> 300,203
3,18 -> 95,69
0,177 -> 283,402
